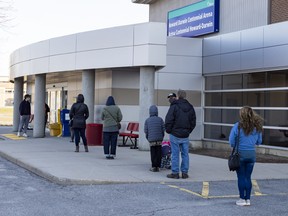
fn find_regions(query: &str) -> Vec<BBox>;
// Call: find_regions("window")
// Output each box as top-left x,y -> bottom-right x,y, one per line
204,70 -> 288,148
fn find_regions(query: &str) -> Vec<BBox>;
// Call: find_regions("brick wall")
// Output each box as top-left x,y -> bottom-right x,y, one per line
271,0 -> 288,23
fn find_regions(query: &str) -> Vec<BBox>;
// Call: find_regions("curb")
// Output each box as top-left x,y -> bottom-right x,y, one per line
0,150 -> 139,186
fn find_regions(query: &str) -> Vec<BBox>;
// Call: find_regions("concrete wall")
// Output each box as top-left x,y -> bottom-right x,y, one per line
157,37 -> 203,141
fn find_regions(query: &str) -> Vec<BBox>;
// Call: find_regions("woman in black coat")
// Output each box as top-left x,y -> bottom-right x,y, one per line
69,94 -> 89,152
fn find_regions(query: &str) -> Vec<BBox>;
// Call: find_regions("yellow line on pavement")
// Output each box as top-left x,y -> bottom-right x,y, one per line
252,180 -> 262,196
165,184 -> 203,198
201,182 -> 209,198
161,181 -> 269,199
1,134 -> 26,140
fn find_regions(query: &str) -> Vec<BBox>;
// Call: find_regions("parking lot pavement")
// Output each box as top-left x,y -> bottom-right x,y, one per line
0,126 -> 288,185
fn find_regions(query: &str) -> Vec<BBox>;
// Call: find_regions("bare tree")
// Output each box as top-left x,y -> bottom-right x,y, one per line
0,0 -> 13,29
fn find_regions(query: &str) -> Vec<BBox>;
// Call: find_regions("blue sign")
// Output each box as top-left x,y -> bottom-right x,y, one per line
167,0 -> 220,37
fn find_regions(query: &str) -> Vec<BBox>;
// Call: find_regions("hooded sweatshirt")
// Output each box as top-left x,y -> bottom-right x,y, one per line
144,105 -> 165,142
69,94 -> 89,129
101,96 -> 123,132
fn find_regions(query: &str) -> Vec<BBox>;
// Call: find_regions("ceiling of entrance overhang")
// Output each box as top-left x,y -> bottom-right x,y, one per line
26,67 -> 141,84
26,71 -> 82,85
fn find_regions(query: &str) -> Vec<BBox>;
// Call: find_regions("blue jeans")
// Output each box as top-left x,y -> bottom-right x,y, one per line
170,134 -> 189,174
236,150 -> 256,200
103,132 -> 118,156
18,115 -> 30,133
74,128 -> 87,146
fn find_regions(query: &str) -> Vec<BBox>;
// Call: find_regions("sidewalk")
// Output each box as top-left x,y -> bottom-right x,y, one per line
0,127 -> 288,185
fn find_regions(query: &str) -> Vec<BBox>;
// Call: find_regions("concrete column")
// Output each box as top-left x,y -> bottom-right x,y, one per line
82,70 -> 95,123
138,67 -> 155,151
26,81 -> 33,95
12,77 -> 24,132
33,74 -> 46,138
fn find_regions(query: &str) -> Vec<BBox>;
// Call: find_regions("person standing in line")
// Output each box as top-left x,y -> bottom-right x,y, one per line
165,89 -> 196,179
69,125 -> 75,143
17,94 -> 31,137
144,105 -> 165,172
101,96 -> 122,159
44,103 -> 50,135
167,92 -> 177,104
229,106 -> 263,206
69,94 -> 89,152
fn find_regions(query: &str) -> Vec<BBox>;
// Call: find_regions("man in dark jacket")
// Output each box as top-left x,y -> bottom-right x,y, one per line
69,94 -> 89,152
17,94 -> 31,137
165,90 -> 196,179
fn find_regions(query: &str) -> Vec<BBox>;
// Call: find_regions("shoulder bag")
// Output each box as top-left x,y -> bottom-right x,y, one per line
105,108 -> 121,129
69,104 -> 82,127
228,125 -> 241,171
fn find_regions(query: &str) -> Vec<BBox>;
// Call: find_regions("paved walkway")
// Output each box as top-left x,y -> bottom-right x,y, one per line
0,127 -> 288,185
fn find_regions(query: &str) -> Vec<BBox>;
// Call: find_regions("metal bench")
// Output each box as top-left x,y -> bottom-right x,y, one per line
119,122 -> 139,149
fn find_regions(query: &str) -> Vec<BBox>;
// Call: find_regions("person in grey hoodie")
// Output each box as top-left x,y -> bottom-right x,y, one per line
144,105 -> 165,172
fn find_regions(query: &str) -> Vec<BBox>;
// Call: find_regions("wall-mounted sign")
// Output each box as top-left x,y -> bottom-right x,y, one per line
167,0 -> 219,37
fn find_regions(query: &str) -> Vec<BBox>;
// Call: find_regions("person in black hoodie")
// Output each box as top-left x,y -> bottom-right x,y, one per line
165,89 -> 196,179
69,94 -> 89,152
17,94 -> 31,137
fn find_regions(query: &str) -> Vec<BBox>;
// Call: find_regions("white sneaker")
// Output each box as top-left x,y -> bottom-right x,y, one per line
246,199 -> 251,206
236,199 -> 246,206
17,132 -> 21,137
22,133 -> 28,138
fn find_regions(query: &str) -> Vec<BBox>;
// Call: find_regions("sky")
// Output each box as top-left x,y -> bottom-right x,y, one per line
0,0 -> 149,77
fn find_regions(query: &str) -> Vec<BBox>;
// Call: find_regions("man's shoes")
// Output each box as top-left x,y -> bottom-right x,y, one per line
167,173 -> 180,179
22,133 -> 28,137
106,156 -> 114,159
182,173 -> 189,179
149,167 -> 159,172
17,132 -> 21,137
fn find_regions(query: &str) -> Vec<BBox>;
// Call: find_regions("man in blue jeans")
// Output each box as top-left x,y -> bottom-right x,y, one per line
17,94 -> 31,137
165,90 -> 196,179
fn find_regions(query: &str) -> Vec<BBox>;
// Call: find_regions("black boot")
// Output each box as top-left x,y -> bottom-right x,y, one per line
84,145 -> 89,152
75,146 -> 79,152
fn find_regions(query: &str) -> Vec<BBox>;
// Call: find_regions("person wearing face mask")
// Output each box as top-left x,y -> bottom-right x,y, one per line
17,94 -> 31,137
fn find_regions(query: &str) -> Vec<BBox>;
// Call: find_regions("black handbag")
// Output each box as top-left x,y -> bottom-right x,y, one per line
228,126 -> 240,171
69,104 -> 82,127
69,119 -> 73,127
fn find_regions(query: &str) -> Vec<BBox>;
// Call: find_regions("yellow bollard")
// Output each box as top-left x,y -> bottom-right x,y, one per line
57,109 -> 63,137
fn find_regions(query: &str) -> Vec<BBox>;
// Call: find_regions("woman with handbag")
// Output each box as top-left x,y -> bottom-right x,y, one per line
101,96 -> 123,159
229,106 -> 263,206
69,94 -> 89,152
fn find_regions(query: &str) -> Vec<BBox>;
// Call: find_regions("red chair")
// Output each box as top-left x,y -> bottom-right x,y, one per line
119,122 -> 139,149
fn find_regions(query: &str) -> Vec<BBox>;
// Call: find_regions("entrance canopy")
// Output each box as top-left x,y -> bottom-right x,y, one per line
10,22 -> 167,80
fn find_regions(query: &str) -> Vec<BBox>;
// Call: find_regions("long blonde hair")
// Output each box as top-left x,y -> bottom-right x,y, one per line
239,106 -> 263,135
